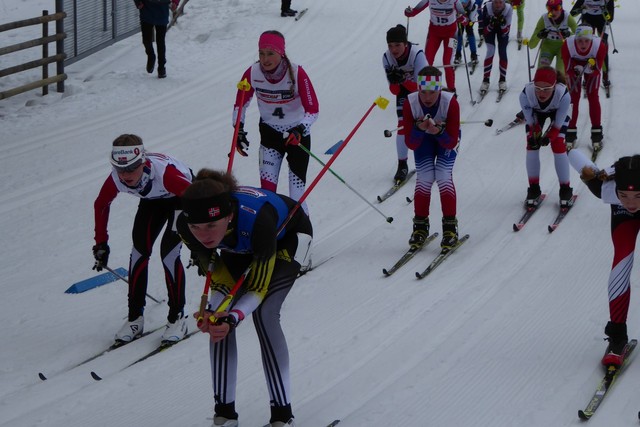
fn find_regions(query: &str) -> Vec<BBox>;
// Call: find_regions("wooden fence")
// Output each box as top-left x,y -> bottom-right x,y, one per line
0,10 -> 67,100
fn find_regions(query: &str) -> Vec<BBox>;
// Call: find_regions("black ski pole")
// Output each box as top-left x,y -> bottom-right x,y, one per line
458,24 -> 476,105
103,265 -> 162,304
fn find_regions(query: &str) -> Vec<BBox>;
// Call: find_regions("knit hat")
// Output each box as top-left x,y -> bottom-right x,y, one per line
533,67 -> 557,86
386,25 -> 408,44
575,25 -> 593,40
546,0 -> 562,12
614,156 -> 640,192
259,31 -> 286,56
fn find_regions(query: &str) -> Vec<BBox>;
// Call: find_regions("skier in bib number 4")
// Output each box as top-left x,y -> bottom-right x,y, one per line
232,30 -> 319,216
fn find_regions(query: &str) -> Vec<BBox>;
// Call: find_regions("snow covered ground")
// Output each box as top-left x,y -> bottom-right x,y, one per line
1,0 -> 640,426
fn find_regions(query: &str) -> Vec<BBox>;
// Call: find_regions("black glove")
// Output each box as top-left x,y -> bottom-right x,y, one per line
92,243 -> 110,271
537,28 -> 550,39
235,124 -> 250,157
527,135 -> 540,150
560,28 -> 571,38
526,124 -> 541,150
386,67 -> 405,85
539,136 -> 551,146
285,124 -> 305,146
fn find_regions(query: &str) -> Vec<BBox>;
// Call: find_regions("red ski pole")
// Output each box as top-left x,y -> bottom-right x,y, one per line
197,263 -> 252,327
227,79 -> 252,174
277,96 -> 390,234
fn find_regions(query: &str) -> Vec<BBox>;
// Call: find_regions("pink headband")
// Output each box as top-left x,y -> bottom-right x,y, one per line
258,33 -> 286,56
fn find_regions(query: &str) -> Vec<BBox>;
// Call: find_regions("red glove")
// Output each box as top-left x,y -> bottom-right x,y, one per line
171,1 -> 178,12
457,15 -> 469,26
404,7 -> 418,17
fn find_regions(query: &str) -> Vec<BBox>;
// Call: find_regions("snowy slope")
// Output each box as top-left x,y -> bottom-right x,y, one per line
1,0 -> 640,426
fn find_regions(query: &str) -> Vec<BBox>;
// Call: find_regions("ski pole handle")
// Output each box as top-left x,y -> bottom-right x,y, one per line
384,126 -> 404,137
206,265 -> 252,325
228,79 -> 252,174
197,262 -> 215,327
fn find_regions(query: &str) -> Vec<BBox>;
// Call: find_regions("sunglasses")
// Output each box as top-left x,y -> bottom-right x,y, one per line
534,84 -> 555,92
547,4 -> 562,12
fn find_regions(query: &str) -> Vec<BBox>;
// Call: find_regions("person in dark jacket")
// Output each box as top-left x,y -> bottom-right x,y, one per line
134,0 -> 179,78
177,169 -> 312,427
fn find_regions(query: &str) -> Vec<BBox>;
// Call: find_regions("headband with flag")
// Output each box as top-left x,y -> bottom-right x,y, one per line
417,75 -> 442,92
182,193 -> 233,224
110,143 -> 145,169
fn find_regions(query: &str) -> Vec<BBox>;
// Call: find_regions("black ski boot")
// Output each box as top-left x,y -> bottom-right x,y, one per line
559,184 -> 573,207
408,216 -> 429,249
470,52 -> 478,67
602,321 -> 628,367
441,216 -> 458,250
281,8 -> 297,17
591,126 -> 603,151
394,159 -> 409,183
526,183 -> 542,207
565,128 -> 577,150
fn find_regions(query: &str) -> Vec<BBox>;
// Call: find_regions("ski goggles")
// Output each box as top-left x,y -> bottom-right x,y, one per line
534,84 -> 555,92
110,144 -> 145,172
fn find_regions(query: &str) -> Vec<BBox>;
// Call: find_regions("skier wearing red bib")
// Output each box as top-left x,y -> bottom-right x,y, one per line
402,66 -> 461,250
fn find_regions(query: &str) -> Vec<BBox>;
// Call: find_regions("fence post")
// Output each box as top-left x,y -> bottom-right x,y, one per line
41,10 -> 49,96
55,0 -> 65,92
